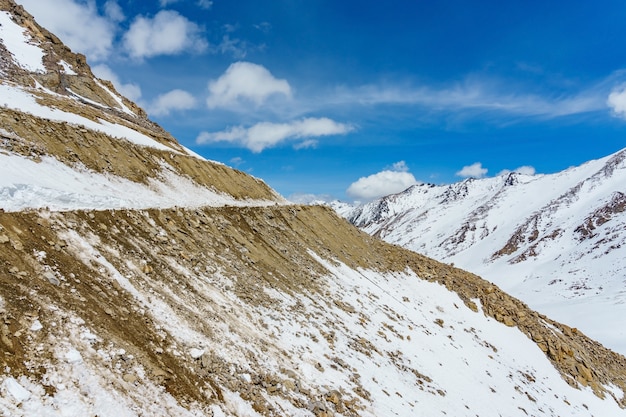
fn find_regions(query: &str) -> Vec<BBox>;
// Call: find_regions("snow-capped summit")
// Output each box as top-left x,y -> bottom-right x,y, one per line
341,147 -> 626,355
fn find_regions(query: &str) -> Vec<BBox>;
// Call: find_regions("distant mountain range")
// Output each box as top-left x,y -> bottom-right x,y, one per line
335,148 -> 626,355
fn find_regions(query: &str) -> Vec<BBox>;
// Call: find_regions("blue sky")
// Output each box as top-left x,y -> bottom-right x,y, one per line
17,0 -> 626,202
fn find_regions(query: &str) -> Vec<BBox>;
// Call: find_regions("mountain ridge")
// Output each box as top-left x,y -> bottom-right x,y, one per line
1,1 -> 626,415
338,146 -> 626,355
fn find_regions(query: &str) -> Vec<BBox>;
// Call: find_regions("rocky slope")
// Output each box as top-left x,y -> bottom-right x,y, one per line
340,148 -> 626,355
1,1 -> 626,415
0,0 -> 281,211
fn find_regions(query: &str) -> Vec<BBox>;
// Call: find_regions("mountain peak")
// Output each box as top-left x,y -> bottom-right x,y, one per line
0,0 -> 146,118
340,146 -> 626,356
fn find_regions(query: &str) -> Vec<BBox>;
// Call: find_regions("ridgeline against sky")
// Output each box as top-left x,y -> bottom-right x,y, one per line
16,0 -> 626,201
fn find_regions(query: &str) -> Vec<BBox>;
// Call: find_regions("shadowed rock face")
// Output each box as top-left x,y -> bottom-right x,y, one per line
1,1 -> 626,415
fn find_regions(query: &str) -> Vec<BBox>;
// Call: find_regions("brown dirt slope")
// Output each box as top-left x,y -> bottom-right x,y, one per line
0,205 -> 625,413
1,0 -> 280,202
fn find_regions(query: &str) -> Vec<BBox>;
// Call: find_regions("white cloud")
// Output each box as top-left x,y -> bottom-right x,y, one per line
147,89 -> 196,116
254,22 -> 272,33
229,157 -> 244,167
159,0 -> 213,8
104,0 -> 125,22
123,10 -> 207,59
456,162 -> 488,178
206,62 -> 292,109
196,117 -> 354,152
92,64 -> 142,102
159,0 -> 181,6
293,139 -> 318,150
346,161 -> 419,201
196,0 -> 213,9
514,165 -> 536,175
326,76 -> 608,120
608,85 -> 626,119
217,35 -> 248,59
18,0 -> 116,62
390,161 -> 410,172
497,166 -> 537,176
159,0 -> 213,10
288,193 -> 335,204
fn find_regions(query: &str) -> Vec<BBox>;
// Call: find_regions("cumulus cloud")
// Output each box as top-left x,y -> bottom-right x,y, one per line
147,89 -> 197,116
92,64 -> 142,102
456,162 -> 488,178
498,165 -> 537,176
390,161 -> 410,172
104,0 -> 125,22
608,85 -> 626,119
206,62 -> 292,109
196,117 -> 353,152
346,161 -> 418,201
123,10 -> 207,59
18,0 -> 116,61
514,165 -> 536,175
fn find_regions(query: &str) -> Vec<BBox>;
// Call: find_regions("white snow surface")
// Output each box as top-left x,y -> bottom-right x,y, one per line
59,60 -> 77,75
0,11 -> 45,72
339,148 -> 626,355
1,245 -> 623,416
94,79 -> 135,116
0,153 -> 274,211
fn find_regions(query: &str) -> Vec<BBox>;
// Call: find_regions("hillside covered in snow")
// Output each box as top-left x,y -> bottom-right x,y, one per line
1,1 -> 626,415
341,148 -> 626,356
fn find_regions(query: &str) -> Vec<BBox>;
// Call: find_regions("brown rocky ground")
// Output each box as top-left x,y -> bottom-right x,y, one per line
1,205 -> 625,414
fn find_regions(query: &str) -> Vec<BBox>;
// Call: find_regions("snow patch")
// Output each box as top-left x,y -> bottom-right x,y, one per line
0,82 -> 172,152
59,60 -> 77,75
29,320 -> 43,332
0,154 -> 274,212
94,79 -> 135,116
2,378 -> 31,403
0,12 -> 45,73
341,149 -> 626,355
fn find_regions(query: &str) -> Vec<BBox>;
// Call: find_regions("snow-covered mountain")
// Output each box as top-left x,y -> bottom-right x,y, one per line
2,1 -> 626,415
341,148 -> 626,355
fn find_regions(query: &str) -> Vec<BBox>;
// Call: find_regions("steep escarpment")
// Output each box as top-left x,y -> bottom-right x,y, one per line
0,0 -> 145,117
